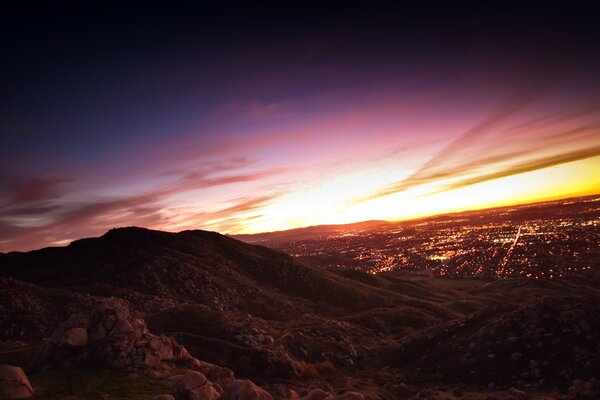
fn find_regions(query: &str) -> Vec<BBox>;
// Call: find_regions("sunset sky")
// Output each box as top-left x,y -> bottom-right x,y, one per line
1,2 -> 600,251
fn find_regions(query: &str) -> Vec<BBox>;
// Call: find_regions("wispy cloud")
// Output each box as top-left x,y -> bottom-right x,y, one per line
169,194 -> 280,232
353,98 -> 600,204
431,144 -> 600,195
0,176 -> 70,206
0,158 -> 284,251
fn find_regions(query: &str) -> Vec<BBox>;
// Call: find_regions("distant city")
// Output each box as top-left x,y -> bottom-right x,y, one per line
242,196 -> 600,279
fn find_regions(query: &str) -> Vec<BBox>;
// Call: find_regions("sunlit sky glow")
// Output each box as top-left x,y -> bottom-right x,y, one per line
1,3 -> 600,251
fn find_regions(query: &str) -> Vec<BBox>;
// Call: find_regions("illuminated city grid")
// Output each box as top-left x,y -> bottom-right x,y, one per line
269,197 -> 600,279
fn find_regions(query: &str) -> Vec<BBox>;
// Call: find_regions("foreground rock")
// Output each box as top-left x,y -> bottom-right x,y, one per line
171,371 -> 222,400
0,365 -> 34,399
326,392 -> 365,400
31,298 -> 200,371
301,389 -> 330,400
167,373 -> 274,400
222,379 -> 273,400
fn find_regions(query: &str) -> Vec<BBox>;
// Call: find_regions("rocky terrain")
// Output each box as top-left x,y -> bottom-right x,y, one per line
0,227 -> 599,399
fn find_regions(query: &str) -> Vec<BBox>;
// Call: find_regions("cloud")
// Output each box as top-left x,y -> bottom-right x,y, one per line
163,194 -> 280,232
0,160 -> 284,251
162,168 -> 284,197
124,131 -> 313,180
353,101 -> 600,204
0,176 -> 69,206
0,192 -> 282,252
196,194 -> 278,222
429,145 -> 600,195
1,204 -> 62,216
401,83 -> 553,186
236,100 -> 294,120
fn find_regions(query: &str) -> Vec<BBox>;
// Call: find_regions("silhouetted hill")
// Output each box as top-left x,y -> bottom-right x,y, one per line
0,227 -> 446,341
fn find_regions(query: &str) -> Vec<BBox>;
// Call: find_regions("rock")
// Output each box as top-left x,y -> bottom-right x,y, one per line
325,392 -> 365,400
412,390 -> 458,400
61,327 -> 88,347
146,369 -> 163,379
288,389 -> 301,400
166,374 -> 184,387
507,387 -> 527,399
0,365 -> 34,399
31,298 -> 202,372
397,383 -> 412,396
189,383 -> 221,400
152,395 -> 176,400
222,380 -> 273,400
171,371 -> 221,400
192,360 -> 235,386
565,379 -> 599,400
431,391 -> 458,400
261,384 -> 288,399
172,371 -> 205,394
301,389 -> 331,400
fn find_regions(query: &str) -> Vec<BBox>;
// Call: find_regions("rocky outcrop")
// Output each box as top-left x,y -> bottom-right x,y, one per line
31,298 -> 200,371
0,365 -> 34,399
0,276 -> 95,341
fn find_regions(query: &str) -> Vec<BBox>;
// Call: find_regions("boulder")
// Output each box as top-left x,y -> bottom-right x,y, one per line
0,365 -> 34,399
152,395 -> 176,400
222,379 -> 273,400
325,393 -> 365,400
171,371 -> 221,400
193,360 -> 235,386
412,390 -> 458,400
288,389 -> 301,400
432,391 -> 458,400
301,389 -> 331,400
61,327 -> 88,347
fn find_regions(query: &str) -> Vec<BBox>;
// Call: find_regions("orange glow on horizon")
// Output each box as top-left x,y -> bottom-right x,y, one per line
222,155 -> 600,234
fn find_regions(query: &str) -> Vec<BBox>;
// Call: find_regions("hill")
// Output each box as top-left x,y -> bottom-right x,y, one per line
0,227 -> 414,322
1,227 -> 599,400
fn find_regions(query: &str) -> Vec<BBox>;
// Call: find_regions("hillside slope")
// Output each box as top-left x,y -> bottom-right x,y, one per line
2,227 -> 599,399
0,227 -> 451,341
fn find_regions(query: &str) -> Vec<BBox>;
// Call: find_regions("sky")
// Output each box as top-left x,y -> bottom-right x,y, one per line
1,2 -> 600,251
